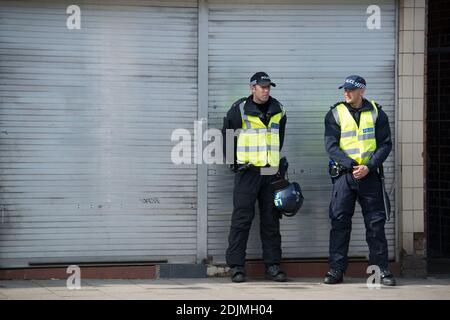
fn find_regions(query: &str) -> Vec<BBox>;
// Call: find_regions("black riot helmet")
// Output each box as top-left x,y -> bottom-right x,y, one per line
272,178 -> 304,217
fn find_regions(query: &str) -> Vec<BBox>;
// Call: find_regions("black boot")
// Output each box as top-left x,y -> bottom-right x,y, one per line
324,269 -> 344,284
265,265 -> 287,282
380,269 -> 396,286
230,266 -> 246,283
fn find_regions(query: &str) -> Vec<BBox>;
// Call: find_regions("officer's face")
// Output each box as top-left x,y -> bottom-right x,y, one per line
251,84 -> 271,104
344,88 -> 365,105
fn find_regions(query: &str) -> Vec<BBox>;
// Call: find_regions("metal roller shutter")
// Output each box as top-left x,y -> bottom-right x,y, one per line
0,0 -> 198,267
207,0 -> 396,263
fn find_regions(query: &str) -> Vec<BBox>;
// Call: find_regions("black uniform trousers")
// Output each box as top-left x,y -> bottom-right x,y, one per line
329,171 -> 389,272
226,169 -> 282,268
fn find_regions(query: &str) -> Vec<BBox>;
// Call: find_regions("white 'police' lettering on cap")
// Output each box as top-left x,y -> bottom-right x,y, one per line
345,78 -> 366,88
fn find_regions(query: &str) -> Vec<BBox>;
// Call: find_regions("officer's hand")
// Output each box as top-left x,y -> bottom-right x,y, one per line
352,165 -> 369,179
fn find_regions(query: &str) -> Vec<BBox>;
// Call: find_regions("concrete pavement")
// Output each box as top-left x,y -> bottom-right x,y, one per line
1,277 -> 450,300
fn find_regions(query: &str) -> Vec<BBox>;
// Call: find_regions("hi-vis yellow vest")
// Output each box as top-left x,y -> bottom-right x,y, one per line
332,101 -> 378,165
236,100 -> 285,167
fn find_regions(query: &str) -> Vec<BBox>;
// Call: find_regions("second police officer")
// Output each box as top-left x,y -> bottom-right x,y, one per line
323,75 -> 396,286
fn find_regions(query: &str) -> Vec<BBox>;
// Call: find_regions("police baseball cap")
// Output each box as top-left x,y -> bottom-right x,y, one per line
250,72 -> 276,87
338,75 -> 366,90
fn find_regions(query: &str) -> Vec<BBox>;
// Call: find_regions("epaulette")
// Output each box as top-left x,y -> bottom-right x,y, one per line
330,101 -> 345,109
232,97 -> 247,109
374,102 -> 383,109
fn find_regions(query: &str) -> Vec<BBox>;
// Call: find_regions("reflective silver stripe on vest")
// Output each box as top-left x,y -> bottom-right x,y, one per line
361,151 -> 374,159
370,100 -> 378,124
280,105 -> 286,117
358,133 -> 375,140
269,128 -> 279,135
268,145 -> 280,152
239,101 -> 251,129
244,128 -> 268,135
341,130 -> 357,138
236,146 -> 268,152
331,107 -> 340,126
343,148 -> 360,155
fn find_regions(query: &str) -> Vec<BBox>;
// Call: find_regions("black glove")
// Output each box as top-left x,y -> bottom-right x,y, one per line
278,157 -> 289,179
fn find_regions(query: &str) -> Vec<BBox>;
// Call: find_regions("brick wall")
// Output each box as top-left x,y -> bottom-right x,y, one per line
398,0 -> 427,277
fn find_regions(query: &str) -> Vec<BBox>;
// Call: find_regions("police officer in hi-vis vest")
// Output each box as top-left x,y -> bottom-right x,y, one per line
323,75 -> 396,286
222,72 -> 287,283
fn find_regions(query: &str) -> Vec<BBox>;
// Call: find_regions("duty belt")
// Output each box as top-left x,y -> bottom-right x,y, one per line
237,163 -> 272,173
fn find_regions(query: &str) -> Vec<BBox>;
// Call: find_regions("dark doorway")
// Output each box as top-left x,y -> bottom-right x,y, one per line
427,0 -> 450,274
